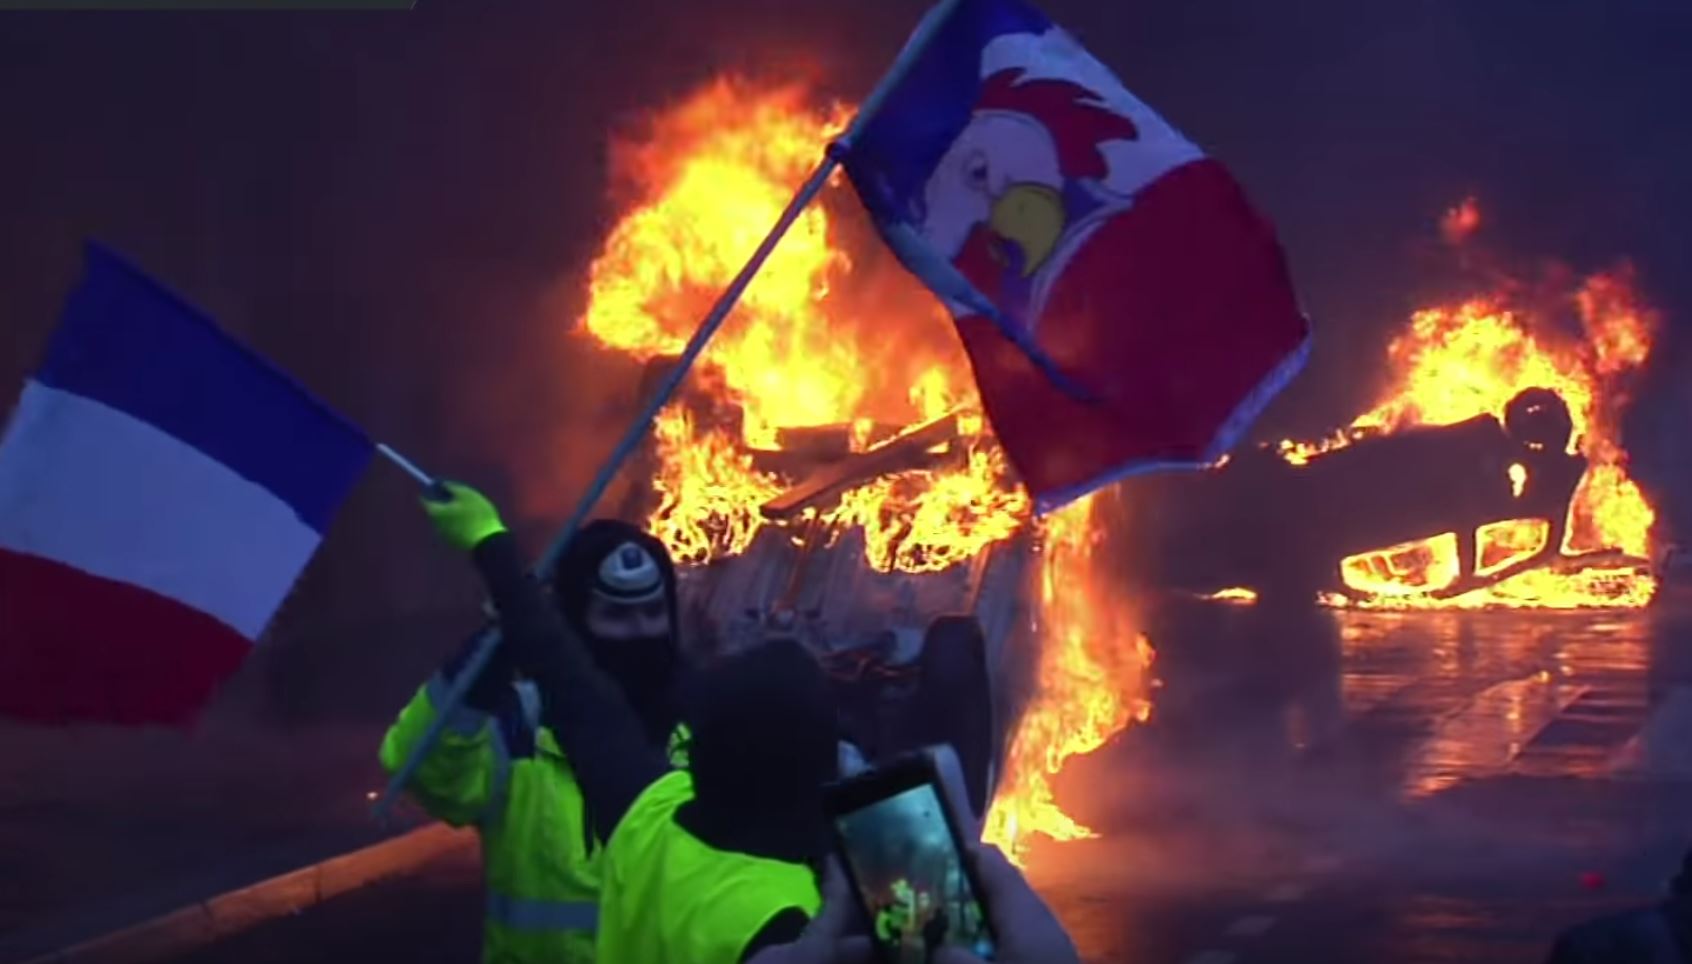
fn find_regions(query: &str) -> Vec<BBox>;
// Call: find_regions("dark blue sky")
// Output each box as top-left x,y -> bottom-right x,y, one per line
2,0 -> 1689,632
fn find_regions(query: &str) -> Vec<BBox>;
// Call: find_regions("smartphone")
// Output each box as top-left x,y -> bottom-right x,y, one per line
825,745 -> 997,962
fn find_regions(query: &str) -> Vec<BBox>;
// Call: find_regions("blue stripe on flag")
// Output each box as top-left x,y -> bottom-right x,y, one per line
34,242 -> 371,532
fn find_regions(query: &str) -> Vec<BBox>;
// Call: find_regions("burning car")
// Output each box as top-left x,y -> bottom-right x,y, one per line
658,409 -> 1035,819
1143,265 -> 1660,611
1150,387 -> 1594,603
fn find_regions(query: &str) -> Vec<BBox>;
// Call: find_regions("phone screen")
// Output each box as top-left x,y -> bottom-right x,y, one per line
832,776 -> 996,962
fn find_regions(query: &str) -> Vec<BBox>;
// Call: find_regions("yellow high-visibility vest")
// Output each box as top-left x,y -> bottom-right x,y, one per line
596,770 -> 821,964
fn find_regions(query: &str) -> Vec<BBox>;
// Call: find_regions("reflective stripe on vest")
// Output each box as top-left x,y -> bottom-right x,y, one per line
514,680 -> 543,730
487,892 -> 599,932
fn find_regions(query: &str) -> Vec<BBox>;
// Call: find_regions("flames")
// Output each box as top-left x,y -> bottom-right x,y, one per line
582,77 -> 1029,570
645,410 -> 783,565
830,441 -> 1033,574
983,494 -> 1155,854
556,71 -> 1665,866
575,78 -> 1149,859
582,79 -> 856,443
1281,205 -> 1660,609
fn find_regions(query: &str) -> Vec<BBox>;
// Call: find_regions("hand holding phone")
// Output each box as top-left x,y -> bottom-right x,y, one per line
932,844 -> 1079,964
825,746 -> 998,962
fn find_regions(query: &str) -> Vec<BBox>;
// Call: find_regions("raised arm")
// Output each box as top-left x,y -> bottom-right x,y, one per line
422,482 -> 670,840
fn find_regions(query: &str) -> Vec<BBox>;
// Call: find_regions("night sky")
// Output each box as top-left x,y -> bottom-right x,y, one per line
2,1 -> 1690,713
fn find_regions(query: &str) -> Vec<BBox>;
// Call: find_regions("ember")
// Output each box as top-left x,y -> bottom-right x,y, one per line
1440,195 -> 1482,246
573,78 -> 1154,861
1202,586 -> 1261,605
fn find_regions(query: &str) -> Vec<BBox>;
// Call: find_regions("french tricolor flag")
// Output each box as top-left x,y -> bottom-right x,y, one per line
0,244 -> 371,726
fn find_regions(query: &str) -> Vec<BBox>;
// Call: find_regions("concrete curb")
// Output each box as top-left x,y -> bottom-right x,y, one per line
17,824 -> 475,964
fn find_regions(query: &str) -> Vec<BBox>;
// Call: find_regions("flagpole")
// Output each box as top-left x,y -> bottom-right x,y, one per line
372,0 -> 967,824
376,443 -> 437,488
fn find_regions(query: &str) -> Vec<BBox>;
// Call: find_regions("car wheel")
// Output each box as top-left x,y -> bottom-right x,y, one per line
911,615 -> 995,819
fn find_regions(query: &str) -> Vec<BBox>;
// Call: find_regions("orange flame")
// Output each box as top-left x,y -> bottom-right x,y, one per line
575,78 -> 1152,856
647,412 -> 782,565
580,78 -> 1028,563
1202,586 -> 1261,605
1280,205 -> 1659,609
984,494 -> 1155,859
583,80 -> 858,448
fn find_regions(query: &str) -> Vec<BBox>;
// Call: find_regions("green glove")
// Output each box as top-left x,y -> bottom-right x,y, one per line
422,481 -> 507,551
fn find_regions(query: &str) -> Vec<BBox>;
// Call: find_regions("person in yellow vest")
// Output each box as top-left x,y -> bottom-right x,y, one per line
379,517 -> 692,964
874,901 -> 901,946
891,878 -> 921,946
422,482 -> 838,964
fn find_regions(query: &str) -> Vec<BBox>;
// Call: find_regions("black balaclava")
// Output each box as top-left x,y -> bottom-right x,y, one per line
679,638 -> 838,865
548,519 -> 682,744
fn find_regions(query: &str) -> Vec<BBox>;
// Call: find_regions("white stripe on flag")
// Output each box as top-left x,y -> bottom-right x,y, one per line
0,381 -> 321,639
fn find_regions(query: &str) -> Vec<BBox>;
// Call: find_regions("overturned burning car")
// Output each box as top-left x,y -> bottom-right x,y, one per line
620,396 -> 1037,819
1143,387 -> 1653,607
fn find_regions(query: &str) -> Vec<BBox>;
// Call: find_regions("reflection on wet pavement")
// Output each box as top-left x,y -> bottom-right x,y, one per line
1404,673 -> 1587,796
1047,595 -> 1692,963
1327,607 -> 1669,794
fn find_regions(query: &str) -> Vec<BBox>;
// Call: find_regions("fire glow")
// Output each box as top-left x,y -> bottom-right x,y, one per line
576,78 -> 1152,859
1282,207 -> 1660,610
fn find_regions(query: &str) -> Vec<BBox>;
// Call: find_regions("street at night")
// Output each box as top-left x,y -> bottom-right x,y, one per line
5,3 -> 1692,964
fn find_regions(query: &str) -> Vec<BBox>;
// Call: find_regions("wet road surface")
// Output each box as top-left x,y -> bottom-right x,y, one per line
1038,592 -> 1692,963
173,594 -> 1692,964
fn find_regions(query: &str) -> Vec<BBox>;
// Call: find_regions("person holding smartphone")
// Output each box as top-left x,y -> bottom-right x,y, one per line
422,482 -> 838,963
746,844 -> 1080,964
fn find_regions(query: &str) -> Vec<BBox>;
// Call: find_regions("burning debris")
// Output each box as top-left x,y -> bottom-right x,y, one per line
570,78 -> 1154,859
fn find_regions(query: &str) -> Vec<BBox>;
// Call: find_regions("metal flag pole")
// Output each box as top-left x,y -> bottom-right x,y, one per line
371,0 -> 967,824
376,443 -> 437,488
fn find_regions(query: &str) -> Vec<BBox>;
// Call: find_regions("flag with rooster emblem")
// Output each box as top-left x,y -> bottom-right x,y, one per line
845,0 -> 1311,512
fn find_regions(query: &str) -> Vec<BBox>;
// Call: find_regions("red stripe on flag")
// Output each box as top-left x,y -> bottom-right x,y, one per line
956,159 -> 1308,503
0,548 -> 252,726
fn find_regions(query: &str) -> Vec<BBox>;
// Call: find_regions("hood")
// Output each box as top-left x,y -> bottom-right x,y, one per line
548,518 -> 682,741
680,638 -> 838,864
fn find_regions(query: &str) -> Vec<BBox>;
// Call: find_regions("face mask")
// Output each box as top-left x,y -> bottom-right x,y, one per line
584,632 -> 676,702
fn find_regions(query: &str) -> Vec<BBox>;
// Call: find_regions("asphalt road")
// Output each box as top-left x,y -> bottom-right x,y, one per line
173,594 -> 1692,964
